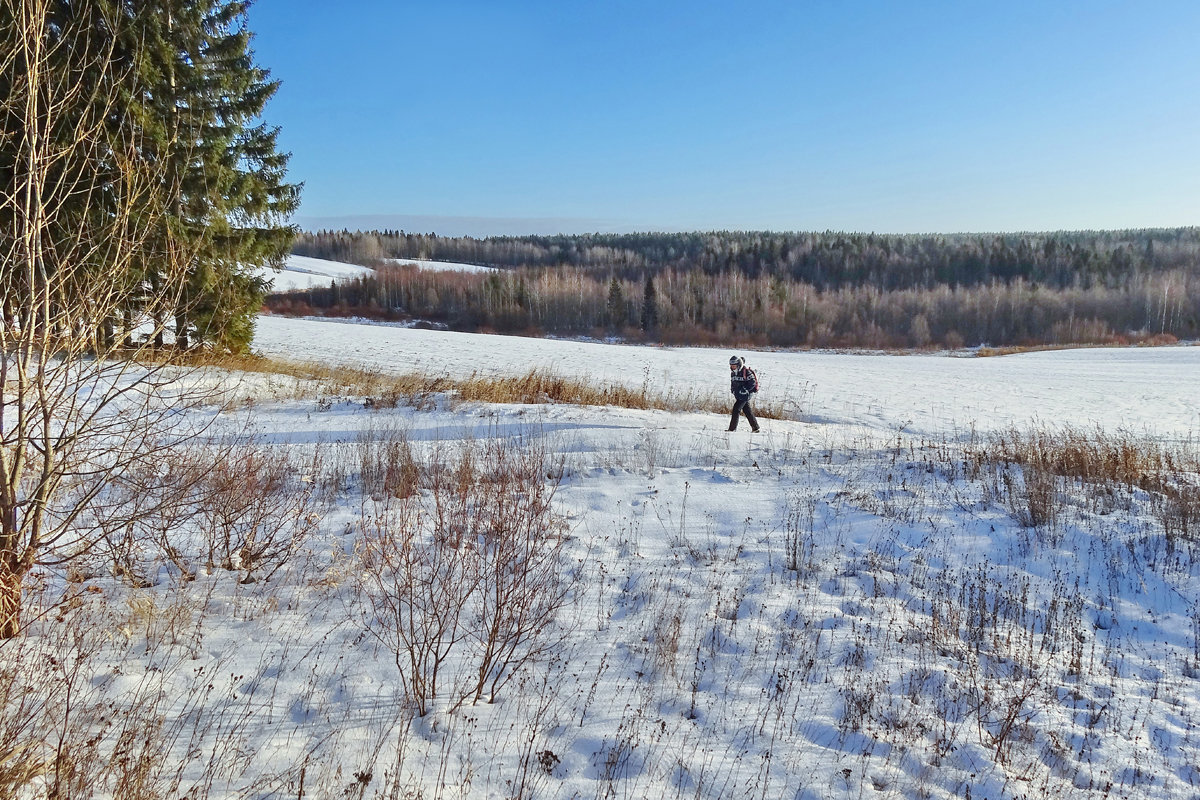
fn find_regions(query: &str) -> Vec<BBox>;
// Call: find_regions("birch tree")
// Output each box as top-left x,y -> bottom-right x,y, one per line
0,0 -> 197,637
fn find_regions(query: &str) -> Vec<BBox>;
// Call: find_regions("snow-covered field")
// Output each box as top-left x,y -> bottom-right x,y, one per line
16,317 -> 1200,799
255,314 -> 1200,439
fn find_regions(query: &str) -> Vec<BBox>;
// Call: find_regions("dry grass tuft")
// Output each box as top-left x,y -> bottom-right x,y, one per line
969,426 -> 1200,541
970,427 -> 1199,492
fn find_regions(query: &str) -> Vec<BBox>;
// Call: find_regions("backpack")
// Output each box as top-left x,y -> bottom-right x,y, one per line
745,367 -> 758,393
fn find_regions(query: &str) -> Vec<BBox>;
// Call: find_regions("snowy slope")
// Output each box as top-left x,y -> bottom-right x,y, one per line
258,254 -> 374,291
132,362 -> 1200,798
385,257 -> 498,273
257,255 -> 494,292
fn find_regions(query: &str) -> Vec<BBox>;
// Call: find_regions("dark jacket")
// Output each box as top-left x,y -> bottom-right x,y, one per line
730,366 -> 758,397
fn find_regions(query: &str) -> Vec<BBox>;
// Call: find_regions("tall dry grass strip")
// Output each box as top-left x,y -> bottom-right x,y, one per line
196,354 -> 791,420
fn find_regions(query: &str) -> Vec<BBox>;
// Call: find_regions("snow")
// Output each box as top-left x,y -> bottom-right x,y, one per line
21,316 -> 1200,799
385,257 -> 499,273
259,254 -> 375,291
256,255 -> 496,292
254,314 -> 1200,438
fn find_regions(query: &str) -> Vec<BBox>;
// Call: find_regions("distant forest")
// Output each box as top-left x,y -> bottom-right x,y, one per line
272,228 -> 1200,349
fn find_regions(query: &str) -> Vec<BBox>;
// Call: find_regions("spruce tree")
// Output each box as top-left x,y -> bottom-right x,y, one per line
607,276 -> 625,330
641,274 -> 657,334
139,0 -> 300,352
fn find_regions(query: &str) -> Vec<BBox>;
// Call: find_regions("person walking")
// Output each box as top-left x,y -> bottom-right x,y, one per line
728,355 -> 760,432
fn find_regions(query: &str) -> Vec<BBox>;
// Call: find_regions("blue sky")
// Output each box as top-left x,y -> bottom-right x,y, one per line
250,1 -> 1200,235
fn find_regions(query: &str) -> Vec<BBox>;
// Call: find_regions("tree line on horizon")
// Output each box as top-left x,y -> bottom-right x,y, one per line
292,227 -> 1200,290
275,228 -> 1200,349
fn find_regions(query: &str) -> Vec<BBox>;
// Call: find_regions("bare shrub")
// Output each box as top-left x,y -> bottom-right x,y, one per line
192,431 -> 323,583
133,446 -> 214,583
358,493 -> 479,716
82,437 -> 217,586
355,433 -> 570,714
456,437 -> 569,704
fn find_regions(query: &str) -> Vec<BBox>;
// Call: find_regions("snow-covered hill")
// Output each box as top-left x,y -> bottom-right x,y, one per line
385,257 -> 498,273
258,254 -> 374,291
258,255 -> 497,293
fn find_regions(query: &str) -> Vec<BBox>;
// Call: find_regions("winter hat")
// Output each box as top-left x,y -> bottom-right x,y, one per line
729,355 -> 743,367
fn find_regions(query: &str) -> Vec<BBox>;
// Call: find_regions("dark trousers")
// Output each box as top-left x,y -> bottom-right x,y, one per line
729,396 -> 759,431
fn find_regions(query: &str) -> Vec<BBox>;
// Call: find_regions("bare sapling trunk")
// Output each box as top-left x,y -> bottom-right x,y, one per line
0,555 -> 23,639
0,1 -> 211,636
